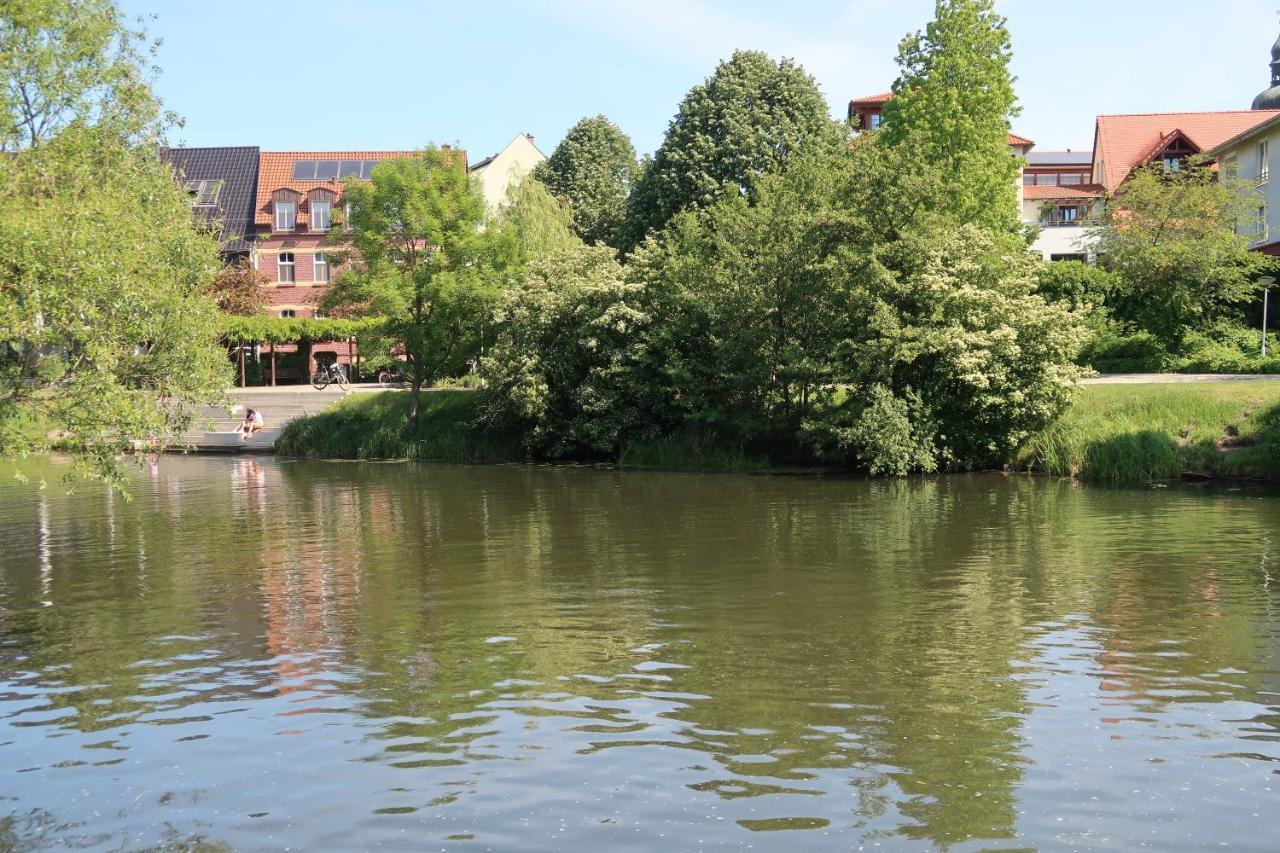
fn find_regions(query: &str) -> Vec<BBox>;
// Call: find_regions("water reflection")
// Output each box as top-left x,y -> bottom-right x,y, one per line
0,457 -> 1278,850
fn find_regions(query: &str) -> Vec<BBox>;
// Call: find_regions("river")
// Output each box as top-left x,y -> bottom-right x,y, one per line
1,456 -> 1277,850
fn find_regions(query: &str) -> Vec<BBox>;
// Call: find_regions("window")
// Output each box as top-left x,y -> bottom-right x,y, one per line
278,252 -> 295,283
1260,205 -> 1269,241
1050,254 -> 1088,263
1224,156 -> 1239,181
1058,205 -> 1079,223
869,113 -> 881,130
275,201 -> 296,231
183,179 -> 222,206
1259,141 -> 1270,184
1023,173 -> 1035,186
1060,174 -> 1084,186
1163,157 -> 1182,174
311,200 -> 331,232
279,309 -> 297,319
1037,174 -> 1059,186
343,202 -> 352,231
314,252 -> 329,283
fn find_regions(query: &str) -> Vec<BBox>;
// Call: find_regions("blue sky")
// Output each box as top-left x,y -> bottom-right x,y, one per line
124,0 -> 1280,161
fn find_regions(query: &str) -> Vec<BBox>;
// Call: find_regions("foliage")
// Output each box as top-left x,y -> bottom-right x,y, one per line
209,258 -> 268,316
1017,381 -> 1280,482
0,126 -> 229,484
532,114 -> 637,249
477,245 -> 656,458
630,149 -> 863,450
1,0 -> 169,151
1091,159 -> 1263,346
877,0 -> 1022,232
814,221 -> 1088,471
218,314 -> 374,345
1035,260 -> 1116,309
319,146 -> 502,425
621,50 -> 842,251
489,176 -> 579,260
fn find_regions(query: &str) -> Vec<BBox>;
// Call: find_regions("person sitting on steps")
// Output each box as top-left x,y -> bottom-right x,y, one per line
240,407 -> 264,439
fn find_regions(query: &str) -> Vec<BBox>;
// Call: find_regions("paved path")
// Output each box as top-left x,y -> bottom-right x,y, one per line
1081,373 -> 1280,385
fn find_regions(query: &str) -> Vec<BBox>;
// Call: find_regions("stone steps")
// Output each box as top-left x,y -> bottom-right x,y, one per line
170,388 -> 362,452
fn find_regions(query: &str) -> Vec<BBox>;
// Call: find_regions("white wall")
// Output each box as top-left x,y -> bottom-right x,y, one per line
471,134 -> 547,214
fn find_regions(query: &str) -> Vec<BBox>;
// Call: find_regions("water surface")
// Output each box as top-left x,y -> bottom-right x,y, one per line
1,457 -> 1278,850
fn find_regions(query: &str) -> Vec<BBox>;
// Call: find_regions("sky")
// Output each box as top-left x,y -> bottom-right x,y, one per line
122,0 -> 1280,161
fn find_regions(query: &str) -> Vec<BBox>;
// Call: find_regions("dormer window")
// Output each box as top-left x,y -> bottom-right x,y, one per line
275,200 -> 296,231
311,199 -> 331,231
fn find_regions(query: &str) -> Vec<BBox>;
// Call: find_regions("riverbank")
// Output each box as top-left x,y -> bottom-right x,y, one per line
275,383 -> 1280,483
1015,381 -> 1280,481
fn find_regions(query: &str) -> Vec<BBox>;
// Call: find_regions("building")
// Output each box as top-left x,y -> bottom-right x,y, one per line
469,133 -> 546,213
161,146 -> 260,263
1023,150 -> 1104,262
250,149 -> 465,376
1209,32 -> 1280,254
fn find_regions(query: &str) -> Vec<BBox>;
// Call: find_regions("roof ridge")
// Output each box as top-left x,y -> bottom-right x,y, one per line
1097,109 -> 1280,119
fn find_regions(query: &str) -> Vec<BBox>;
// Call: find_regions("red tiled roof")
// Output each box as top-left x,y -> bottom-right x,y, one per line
1094,111 -> 1280,191
1024,184 -> 1106,200
850,91 -> 894,107
254,150 -> 466,227
849,91 -> 1032,147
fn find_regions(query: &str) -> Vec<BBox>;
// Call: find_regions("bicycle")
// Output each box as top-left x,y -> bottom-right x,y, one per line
311,362 -> 350,391
377,366 -> 406,388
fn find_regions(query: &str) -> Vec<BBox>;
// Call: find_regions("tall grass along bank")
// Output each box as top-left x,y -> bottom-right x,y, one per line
1017,382 -> 1280,483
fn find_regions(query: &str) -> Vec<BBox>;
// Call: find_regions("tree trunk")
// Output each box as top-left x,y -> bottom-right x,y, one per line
353,337 -> 361,383
269,341 -> 277,386
409,373 -> 422,428
238,345 -> 246,388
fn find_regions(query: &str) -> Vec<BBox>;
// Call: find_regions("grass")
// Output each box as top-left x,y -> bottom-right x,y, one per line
275,390 -> 523,463
1016,382 -> 1280,483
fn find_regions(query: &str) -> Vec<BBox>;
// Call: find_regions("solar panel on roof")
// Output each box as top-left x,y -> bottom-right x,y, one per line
292,160 -> 318,180
361,160 -> 378,179
314,161 -> 340,180
339,160 -> 362,178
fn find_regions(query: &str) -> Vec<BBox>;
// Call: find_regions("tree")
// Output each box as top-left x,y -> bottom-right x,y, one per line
320,147 -> 499,426
0,128 -> 230,483
533,115 -> 637,249
877,0 -> 1022,232
630,149 -> 863,448
1,0 -> 229,486
1091,159 -> 1263,346
1,0 -> 167,151
209,259 -> 268,316
621,50 -> 842,251
478,245 -> 654,458
490,176 -> 580,261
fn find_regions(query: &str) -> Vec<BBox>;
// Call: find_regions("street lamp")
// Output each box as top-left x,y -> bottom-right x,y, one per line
1263,276 -> 1275,358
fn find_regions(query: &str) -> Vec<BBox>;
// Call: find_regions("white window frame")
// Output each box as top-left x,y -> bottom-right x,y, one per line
1259,140 -> 1270,185
278,252 -> 295,283
314,252 -> 329,283
311,200 -> 331,232
279,309 -> 297,319
1260,205 -> 1269,242
869,113 -> 881,131
275,200 -> 296,231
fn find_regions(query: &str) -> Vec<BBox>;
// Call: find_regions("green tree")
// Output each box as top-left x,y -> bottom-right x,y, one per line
490,175 -> 580,261
1,0 -> 167,151
878,0 -> 1022,232
1091,159 -> 1263,346
532,114 -> 636,249
320,147 -> 499,426
621,50 -> 842,251
478,245 -> 654,458
0,128 -> 230,482
1,0 -> 229,486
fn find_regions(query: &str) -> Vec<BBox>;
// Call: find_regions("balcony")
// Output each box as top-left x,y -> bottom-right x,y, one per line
1039,216 -> 1097,228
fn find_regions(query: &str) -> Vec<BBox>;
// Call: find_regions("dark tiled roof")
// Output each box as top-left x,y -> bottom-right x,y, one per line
161,146 -> 260,254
